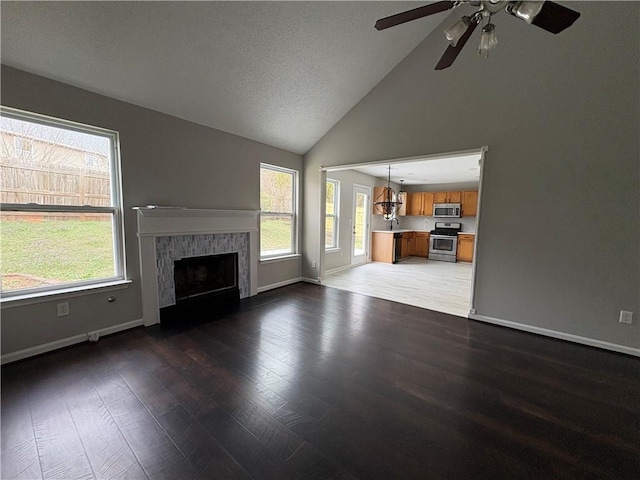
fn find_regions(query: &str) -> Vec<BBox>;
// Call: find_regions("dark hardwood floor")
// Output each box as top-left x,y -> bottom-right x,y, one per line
2,283 -> 639,479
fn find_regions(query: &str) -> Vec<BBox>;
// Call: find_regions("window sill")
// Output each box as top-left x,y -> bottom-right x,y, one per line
260,253 -> 302,264
1,280 -> 132,309
325,248 -> 341,254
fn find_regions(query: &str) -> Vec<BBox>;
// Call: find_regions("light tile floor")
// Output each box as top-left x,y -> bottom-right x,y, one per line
322,257 -> 473,317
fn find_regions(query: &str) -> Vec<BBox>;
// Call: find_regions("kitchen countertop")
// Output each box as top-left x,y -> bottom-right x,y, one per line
372,229 -> 430,234
372,229 -> 475,235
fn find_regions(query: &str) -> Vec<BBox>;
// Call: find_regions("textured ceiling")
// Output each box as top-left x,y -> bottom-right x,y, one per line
1,1 -> 444,154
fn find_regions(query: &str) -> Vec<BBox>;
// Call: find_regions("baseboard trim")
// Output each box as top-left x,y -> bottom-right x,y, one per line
324,264 -> 353,276
257,277 -> 302,293
1,318 -> 144,365
469,313 -> 640,357
302,277 -> 321,285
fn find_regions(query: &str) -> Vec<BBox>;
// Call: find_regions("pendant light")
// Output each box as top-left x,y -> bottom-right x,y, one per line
374,165 -> 402,220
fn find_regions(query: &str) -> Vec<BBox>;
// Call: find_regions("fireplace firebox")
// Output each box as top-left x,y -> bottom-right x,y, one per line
160,252 -> 240,325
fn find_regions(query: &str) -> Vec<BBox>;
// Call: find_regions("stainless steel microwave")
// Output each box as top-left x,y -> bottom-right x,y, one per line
433,203 -> 461,218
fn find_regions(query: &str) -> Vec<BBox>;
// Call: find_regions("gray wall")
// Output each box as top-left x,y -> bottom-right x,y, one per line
1,66 -> 303,356
304,2 -> 639,350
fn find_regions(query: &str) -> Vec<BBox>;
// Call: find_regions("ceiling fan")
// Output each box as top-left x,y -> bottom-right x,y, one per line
374,1 -> 580,70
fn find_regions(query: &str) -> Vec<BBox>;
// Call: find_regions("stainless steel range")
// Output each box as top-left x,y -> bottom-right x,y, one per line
429,222 -> 462,262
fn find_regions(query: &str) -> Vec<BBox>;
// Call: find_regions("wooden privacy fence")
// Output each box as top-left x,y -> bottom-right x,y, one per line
1,162 -> 111,205
1,161 -> 111,221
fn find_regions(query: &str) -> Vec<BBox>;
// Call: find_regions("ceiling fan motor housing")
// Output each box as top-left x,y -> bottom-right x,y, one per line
482,0 -> 509,15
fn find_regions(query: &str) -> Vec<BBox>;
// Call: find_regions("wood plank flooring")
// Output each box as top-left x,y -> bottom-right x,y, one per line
323,258 -> 472,317
2,283 -> 639,479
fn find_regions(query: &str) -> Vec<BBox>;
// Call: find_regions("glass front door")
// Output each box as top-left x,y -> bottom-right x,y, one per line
351,186 -> 370,266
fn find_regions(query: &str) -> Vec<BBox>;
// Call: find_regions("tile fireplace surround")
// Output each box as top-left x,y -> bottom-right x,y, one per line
134,207 -> 259,326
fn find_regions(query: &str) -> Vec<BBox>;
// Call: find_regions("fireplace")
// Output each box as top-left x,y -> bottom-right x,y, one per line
160,252 -> 240,325
134,207 -> 259,327
174,253 -> 238,302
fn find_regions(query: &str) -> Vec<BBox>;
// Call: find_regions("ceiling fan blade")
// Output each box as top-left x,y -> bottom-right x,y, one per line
435,19 -> 479,70
374,1 -> 455,31
532,1 -> 580,34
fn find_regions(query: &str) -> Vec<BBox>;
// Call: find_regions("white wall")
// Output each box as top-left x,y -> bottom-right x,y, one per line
1,66 -> 303,358
303,2 -> 639,352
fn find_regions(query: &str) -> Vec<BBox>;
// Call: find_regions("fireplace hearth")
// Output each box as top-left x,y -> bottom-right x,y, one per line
160,252 -> 240,326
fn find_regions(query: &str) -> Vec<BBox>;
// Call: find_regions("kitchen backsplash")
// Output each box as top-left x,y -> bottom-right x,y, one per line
376,215 -> 477,233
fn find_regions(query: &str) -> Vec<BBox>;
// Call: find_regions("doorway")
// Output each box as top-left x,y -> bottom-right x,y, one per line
318,147 -> 487,317
351,185 -> 370,267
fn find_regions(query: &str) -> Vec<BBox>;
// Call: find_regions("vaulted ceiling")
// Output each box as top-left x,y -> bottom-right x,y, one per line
1,1 -> 443,154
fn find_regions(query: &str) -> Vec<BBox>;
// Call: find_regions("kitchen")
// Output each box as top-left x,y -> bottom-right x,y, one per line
321,150 -> 483,317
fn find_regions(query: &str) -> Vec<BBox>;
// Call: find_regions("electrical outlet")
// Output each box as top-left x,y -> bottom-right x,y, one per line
56,301 -> 70,317
312,261 -> 317,269
619,310 -> 633,324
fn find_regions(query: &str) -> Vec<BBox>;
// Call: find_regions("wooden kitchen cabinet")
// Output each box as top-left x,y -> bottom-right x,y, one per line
371,232 -> 394,263
422,193 -> 434,217
433,192 -> 447,203
372,231 -> 428,262
407,192 -> 423,216
400,232 -> 414,259
462,191 -> 478,217
407,192 -> 434,216
457,233 -> 475,262
447,191 -> 462,203
434,191 -> 462,203
414,232 -> 430,257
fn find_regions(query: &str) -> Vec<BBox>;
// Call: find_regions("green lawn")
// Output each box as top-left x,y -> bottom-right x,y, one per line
1,218 -> 115,291
260,217 -> 292,254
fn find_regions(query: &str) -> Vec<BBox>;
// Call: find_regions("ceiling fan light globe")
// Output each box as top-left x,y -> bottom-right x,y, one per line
444,16 -> 470,47
513,1 -> 544,24
478,25 -> 498,58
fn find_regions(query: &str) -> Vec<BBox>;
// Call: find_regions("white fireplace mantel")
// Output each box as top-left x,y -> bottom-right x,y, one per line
134,207 -> 259,326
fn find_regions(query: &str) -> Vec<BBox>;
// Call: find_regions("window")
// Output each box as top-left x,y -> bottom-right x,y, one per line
325,179 -> 339,250
1,106 -> 126,297
260,164 -> 297,258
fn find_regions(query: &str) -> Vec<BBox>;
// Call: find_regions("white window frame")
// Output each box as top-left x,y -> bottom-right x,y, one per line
259,163 -> 298,260
325,178 -> 340,251
0,106 -> 127,300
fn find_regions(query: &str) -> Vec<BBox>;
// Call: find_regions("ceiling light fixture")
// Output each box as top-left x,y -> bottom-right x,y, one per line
374,165 -> 402,222
478,21 -> 498,57
444,15 -> 471,47
375,1 -> 580,70
509,1 -> 544,23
